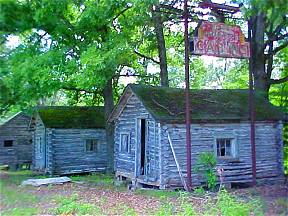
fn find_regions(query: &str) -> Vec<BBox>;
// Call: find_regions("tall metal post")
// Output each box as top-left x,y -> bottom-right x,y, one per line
248,19 -> 257,186
184,0 -> 192,190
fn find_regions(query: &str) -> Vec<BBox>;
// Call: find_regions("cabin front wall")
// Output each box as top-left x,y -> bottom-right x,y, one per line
0,114 -> 32,168
51,128 -> 107,175
160,121 -> 283,188
114,94 -> 160,185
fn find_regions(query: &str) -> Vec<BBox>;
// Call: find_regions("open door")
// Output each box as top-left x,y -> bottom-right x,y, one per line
140,119 -> 146,175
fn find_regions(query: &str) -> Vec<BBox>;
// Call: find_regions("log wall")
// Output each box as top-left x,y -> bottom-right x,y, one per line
50,128 -> 107,175
0,113 -> 32,167
160,122 -> 284,187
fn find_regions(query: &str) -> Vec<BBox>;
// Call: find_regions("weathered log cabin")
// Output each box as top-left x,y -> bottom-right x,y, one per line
0,112 -> 32,169
109,84 -> 284,189
30,106 -> 107,175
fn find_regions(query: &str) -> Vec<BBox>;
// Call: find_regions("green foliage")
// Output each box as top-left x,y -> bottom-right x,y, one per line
178,192 -> 197,216
274,198 -> 288,215
0,171 -> 41,216
1,207 -> 38,216
211,189 -> 264,216
1,170 -> 45,185
135,189 -> 179,198
283,124 -> 288,175
155,201 -> 174,216
70,172 -> 114,187
195,152 -> 217,190
54,193 -> 101,215
113,203 -> 137,216
193,186 -> 206,196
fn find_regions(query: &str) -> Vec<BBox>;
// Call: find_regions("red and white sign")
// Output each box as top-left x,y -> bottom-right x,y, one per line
191,21 -> 250,58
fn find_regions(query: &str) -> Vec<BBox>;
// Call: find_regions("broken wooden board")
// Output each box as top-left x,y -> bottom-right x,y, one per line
21,177 -> 71,186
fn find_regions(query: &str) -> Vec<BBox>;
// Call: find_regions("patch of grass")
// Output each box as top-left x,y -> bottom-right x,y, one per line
274,198 -> 288,215
1,207 -> 38,216
193,186 -> 206,196
0,170 -> 49,215
178,192 -> 197,216
135,188 -> 180,198
54,193 -> 102,215
155,201 -> 174,216
71,172 -> 114,186
0,175 -> 39,215
0,180 -> 38,206
1,170 -> 45,185
112,203 -> 137,216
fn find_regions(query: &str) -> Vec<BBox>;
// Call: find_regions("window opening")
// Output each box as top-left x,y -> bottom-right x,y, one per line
216,138 -> 234,157
86,139 -> 99,152
4,140 -> 13,147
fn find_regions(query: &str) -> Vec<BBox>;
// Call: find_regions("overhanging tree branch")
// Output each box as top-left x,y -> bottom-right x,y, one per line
134,50 -> 160,64
113,5 -> 132,22
61,85 -> 99,94
264,32 -> 288,47
270,76 -> 288,85
265,40 -> 288,59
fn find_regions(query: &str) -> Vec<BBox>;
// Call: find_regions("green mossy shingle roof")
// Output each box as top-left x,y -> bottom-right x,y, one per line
127,84 -> 284,123
36,106 -> 105,129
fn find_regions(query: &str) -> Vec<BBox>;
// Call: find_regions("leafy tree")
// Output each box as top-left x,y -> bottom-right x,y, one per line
0,0 -> 148,171
241,0 -> 288,98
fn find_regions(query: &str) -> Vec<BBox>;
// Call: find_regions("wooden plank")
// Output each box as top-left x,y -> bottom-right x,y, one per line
167,130 -> 188,191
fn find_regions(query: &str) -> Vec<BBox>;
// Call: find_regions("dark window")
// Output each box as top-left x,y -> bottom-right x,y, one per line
120,134 -> 130,153
216,138 -> 233,157
86,139 -> 99,152
4,140 -> 13,147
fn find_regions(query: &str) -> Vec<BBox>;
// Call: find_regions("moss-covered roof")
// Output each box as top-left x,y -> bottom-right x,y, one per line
36,106 -> 105,129
125,84 -> 284,123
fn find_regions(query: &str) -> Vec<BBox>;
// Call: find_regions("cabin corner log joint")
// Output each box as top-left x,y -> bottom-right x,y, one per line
30,106 -> 107,175
109,84 -> 285,189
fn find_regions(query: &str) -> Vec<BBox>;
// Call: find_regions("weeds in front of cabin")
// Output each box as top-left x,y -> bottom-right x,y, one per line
194,152 -> 218,190
53,193 -> 102,215
155,200 -> 174,216
193,186 -> 206,196
206,189 -> 264,216
177,192 -> 197,216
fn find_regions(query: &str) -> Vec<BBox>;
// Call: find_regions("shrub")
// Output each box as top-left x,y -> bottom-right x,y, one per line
195,152 -> 217,190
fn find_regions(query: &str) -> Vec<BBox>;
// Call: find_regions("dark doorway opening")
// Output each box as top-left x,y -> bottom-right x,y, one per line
140,119 -> 146,175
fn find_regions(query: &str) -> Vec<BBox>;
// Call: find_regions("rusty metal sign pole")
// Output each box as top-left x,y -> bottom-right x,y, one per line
248,19 -> 257,186
184,0 -> 192,191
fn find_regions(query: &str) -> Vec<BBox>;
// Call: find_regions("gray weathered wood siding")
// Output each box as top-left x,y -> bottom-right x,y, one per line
114,94 -> 160,182
50,129 -> 107,175
0,113 -> 32,167
160,122 -> 284,187
32,115 -> 46,170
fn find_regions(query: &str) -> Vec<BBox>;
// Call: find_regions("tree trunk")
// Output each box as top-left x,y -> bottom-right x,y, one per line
250,13 -> 269,98
103,78 -> 114,172
152,5 -> 169,87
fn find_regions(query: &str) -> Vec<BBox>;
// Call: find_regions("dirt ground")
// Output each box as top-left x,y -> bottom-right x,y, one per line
0,171 -> 287,215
